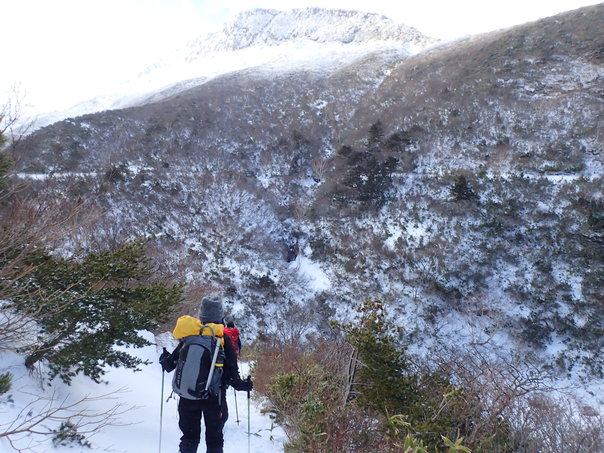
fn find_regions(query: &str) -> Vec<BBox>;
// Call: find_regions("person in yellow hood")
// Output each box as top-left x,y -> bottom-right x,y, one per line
159,294 -> 253,453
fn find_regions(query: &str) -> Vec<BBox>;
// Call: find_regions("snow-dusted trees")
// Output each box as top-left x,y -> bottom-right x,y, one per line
0,111 -> 184,450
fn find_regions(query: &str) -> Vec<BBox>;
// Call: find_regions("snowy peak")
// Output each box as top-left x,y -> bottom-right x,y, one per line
24,7 -> 438,131
142,7 -> 437,96
184,7 -> 437,56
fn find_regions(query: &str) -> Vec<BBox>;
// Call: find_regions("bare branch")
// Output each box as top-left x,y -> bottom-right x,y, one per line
0,388 -> 136,452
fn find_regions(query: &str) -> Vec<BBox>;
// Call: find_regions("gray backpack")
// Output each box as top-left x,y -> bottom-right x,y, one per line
172,328 -> 224,401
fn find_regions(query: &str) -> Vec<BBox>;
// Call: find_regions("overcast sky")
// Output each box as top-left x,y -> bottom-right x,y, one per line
1,0 -> 600,113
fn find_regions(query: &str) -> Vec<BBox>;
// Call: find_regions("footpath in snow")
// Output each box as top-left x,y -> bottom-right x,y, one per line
0,331 -> 286,453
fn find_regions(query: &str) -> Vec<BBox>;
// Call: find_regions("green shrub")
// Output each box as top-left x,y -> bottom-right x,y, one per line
0,151 -> 13,191
268,367 -> 335,451
52,420 -> 91,448
0,372 -> 11,395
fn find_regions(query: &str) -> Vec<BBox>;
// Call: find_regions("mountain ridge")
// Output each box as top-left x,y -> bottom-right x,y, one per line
25,7 -> 437,131
184,7 -> 436,53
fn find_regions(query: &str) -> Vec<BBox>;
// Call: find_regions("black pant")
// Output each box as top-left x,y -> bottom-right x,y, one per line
177,391 -> 228,453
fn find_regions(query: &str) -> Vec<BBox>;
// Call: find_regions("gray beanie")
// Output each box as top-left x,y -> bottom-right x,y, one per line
199,295 -> 223,324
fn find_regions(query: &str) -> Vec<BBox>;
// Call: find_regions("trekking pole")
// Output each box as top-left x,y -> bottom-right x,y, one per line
233,387 -> 240,424
159,347 -> 167,453
247,378 -> 251,453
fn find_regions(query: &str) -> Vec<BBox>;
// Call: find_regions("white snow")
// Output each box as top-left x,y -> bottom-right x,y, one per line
290,256 -> 331,292
0,331 -> 286,453
384,225 -> 403,250
14,172 -> 98,180
552,261 -> 583,301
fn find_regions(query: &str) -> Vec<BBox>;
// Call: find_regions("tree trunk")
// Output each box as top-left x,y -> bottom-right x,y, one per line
25,348 -> 48,369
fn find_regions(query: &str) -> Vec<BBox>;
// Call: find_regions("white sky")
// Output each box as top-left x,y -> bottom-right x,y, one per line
1,0 -> 601,113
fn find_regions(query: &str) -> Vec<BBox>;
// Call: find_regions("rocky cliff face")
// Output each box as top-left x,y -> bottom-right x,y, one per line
10,5 -> 604,383
185,7 -> 435,52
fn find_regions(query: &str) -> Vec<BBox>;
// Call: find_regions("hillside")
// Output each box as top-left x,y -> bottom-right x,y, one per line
9,2 -> 604,392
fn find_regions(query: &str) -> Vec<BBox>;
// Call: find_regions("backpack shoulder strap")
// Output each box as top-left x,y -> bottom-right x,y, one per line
200,323 -> 214,336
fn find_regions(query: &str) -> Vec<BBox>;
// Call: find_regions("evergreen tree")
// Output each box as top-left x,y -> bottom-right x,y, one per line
343,155 -> 398,207
0,372 -> 11,395
450,175 -> 476,201
12,241 -> 182,383
367,120 -> 385,152
339,300 -> 471,449
341,299 -> 419,415
385,131 -> 413,152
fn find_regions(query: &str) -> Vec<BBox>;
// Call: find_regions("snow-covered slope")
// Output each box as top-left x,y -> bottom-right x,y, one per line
0,332 -> 285,453
28,7 -> 437,130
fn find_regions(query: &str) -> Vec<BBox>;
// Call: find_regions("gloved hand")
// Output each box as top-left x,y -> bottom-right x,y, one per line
159,348 -> 171,371
233,376 -> 253,392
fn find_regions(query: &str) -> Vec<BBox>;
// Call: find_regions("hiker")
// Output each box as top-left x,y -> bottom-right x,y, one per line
159,295 -> 253,453
223,320 -> 242,357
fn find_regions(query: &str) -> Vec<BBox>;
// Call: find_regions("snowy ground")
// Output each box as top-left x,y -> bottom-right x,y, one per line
0,331 -> 286,453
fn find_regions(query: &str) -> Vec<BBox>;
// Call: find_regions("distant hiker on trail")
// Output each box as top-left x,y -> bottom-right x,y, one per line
223,320 -> 242,357
159,294 -> 253,453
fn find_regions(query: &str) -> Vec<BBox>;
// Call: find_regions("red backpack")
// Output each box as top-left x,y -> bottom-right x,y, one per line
223,327 -> 241,355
